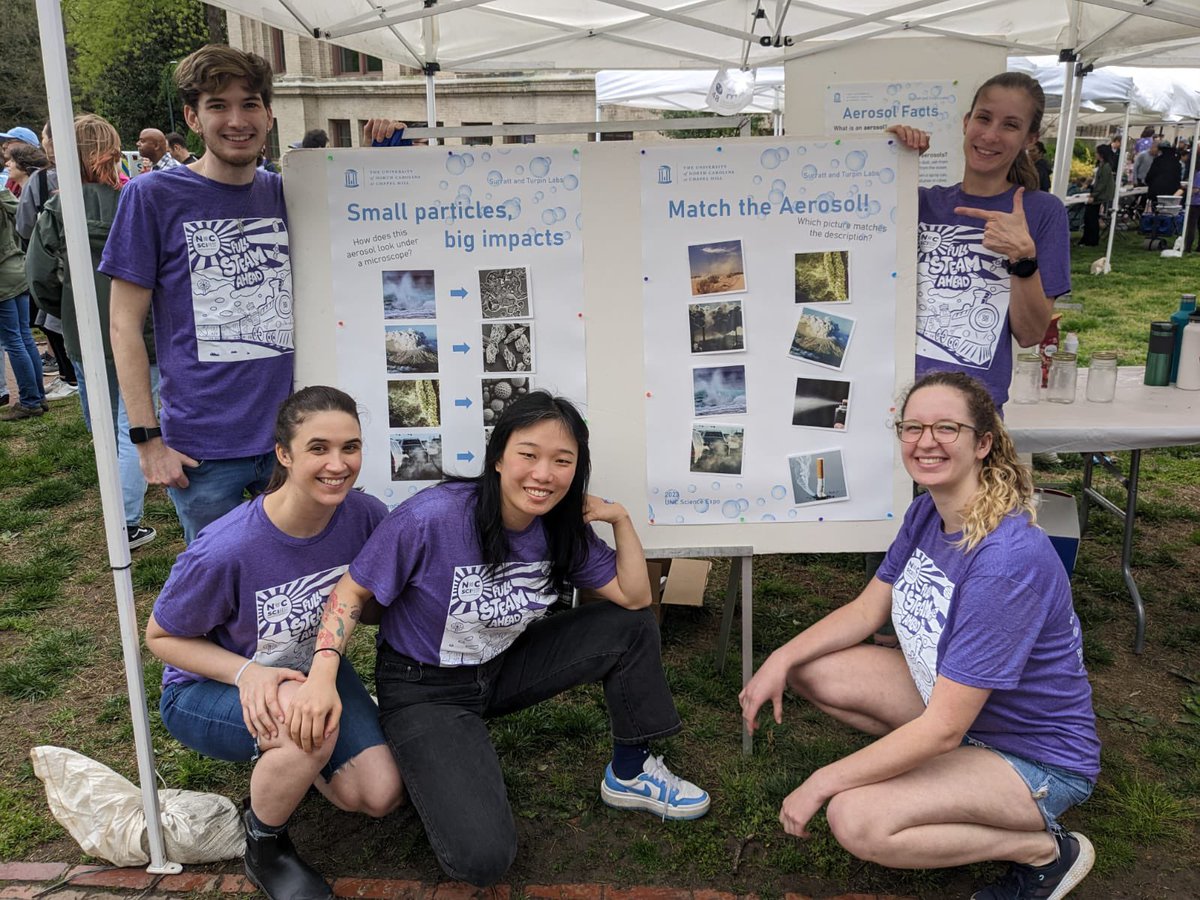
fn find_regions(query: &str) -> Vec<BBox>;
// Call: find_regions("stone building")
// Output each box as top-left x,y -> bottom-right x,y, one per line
225,12 -> 659,153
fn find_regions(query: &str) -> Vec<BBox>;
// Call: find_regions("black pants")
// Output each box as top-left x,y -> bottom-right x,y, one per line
1080,201 -> 1104,246
376,602 -> 680,886
27,295 -> 76,384
1184,205 -> 1199,253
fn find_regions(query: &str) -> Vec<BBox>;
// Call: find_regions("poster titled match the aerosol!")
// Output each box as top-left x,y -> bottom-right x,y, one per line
325,146 -> 585,506
640,137 -> 902,525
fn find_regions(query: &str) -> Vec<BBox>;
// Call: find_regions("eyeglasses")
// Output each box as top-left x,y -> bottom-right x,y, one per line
894,420 -> 978,444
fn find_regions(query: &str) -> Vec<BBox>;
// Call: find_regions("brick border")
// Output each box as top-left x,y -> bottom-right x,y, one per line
0,863 -> 915,900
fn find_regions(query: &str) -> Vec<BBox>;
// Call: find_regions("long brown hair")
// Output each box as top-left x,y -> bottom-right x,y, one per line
74,114 -> 122,190
900,371 -> 1035,551
968,72 -> 1045,192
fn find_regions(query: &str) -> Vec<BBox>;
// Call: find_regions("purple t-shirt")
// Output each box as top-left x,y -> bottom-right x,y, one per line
877,493 -> 1100,780
916,184 -> 1071,410
99,166 -> 294,459
350,481 -> 618,666
153,490 -> 387,688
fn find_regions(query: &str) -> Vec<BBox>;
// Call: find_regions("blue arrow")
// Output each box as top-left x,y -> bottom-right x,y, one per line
450,287 -> 468,299
454,397 -> 473,408
452,342 -> 470,354
456,450 -> 475,463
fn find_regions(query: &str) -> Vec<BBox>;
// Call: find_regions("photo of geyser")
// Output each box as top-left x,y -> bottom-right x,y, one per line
383,269 -> 437,320
792,377 -> 851,430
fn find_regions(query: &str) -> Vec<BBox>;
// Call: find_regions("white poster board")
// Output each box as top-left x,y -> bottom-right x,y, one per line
287,136 -> 919,553
638,138 -> 902,525
315,145 -> 586,505
823,81 -> 962,187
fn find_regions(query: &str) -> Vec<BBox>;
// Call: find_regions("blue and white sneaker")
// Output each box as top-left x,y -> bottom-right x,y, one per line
600,754 -> 710,820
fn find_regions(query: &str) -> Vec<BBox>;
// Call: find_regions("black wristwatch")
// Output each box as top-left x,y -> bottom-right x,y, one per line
1003,256 -> 1039,278
129,426 -> 162,445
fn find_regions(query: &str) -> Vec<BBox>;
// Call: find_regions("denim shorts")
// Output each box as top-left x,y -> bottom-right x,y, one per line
964,736 -> 1095,833
160,657 -> 387,781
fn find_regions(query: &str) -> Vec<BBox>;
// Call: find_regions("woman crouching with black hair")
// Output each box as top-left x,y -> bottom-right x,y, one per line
287,390 -> 709,886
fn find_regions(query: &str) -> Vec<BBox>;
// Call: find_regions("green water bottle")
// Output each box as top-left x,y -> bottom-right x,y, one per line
1145,321 -> 1174,386
1169,294 -> 1196,383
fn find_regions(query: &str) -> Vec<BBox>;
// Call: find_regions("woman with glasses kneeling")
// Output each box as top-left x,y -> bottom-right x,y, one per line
740,371 -> 1099,900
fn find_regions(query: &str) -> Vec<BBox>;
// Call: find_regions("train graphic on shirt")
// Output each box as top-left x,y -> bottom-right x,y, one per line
185,216 -> 294,361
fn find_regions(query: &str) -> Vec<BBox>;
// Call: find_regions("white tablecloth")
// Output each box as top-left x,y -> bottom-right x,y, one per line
1006,366 -> 1200,453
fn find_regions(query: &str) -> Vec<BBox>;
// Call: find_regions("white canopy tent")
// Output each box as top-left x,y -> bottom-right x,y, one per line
30,0 -> 1200,874
595,67 -> 783,113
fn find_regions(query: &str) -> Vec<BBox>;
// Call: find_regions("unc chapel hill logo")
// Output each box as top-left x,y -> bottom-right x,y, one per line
344,169 -> 360,188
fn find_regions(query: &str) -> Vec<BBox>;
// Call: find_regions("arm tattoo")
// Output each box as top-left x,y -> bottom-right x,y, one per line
316,590 -> 352,651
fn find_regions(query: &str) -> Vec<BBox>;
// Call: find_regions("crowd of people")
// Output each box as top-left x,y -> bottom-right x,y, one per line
2,44 -> 1110,900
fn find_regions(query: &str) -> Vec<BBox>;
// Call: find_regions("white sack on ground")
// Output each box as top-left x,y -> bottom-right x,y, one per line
31,746 -> 244,866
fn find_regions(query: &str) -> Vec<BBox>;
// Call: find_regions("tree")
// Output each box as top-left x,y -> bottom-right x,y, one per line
62,0 -> 221,146
0,0 -> 49,128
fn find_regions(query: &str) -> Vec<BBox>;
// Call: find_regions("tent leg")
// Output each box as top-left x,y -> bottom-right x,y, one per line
1103,102 -> 1131,271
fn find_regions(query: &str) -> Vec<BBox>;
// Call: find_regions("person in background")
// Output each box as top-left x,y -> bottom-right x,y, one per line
1145,141 -> 1183,211
0,183 -> 45,419
300,129 -> 328,149
26,113 -> 159,549
1134,125 -> 1157,156
1080,143 -> 1115,247
4,143 -> 48,201
137,128 -> 180,171
146,387 -> 404,900
1178,164 -> 1200,254
741,371 -> 1098,900
0,126 -> 42,189
1028,141 -> 1051,192
14,122 -> 79,402
166,132 -> 198,165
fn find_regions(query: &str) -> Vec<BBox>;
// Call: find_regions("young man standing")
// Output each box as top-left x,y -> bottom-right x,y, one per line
103,45 -> 293,543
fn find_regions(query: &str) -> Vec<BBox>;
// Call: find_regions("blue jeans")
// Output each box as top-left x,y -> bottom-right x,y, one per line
964,736 -> 1094,834
0,293 -> 45,409
376,602 -> 681,886
159,657 -> 387,781
168,452 -> 275,543
73,358 -> 160,527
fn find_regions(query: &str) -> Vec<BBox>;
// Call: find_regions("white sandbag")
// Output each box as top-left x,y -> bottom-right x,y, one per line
30,746 -> 245,866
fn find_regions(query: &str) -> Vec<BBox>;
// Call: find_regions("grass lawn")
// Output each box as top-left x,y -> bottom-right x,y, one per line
0,228 -> 1197,898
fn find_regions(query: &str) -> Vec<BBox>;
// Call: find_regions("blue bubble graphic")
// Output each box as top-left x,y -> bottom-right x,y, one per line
445,154 -> 467,176
486,193 -> 492,200
771,485 -> 787,500
796,145 -> 807,154
385,488 -> 394,498
487,170 -> 503,185
542,209 -> 556,225
408,485 -> 419,495
575,213 -> 583,230
890,206 -> 898,224
737,499 -> 750,512
879,167 -> 896,184
760,148 -> 783,169
516,165 -> 525,176
562,174 -> 579,190
651,487 -> 660,494
887,83 -> 900,96
845,149 -> 868,171
831,159 -> 840,169
772,178 -> 787,191
761,514 -> 776,521
756,497 -> 766,506
675,515 -> 686,524
753,175 -> 762,185
695,498 -> 710,514
438,180 -> 449,190
481,152 -> 491,162
787,509 -> 798,519
461,153 -> 475,168
801,164 -> 818,180
687,484 -> 697,493
500,198 -> 521,219
869,200 -> 881,214
721,500 -> 741,519
931,84 -> 942,98
768,189 -> 785,205
529,156 -> 551,177
736,483 -> 743,490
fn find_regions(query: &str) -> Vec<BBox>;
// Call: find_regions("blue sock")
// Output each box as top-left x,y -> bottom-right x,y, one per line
611,743 -> 651,780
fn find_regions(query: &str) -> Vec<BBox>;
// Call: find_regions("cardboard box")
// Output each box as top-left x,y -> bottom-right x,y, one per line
576,557 -> 713,620
1035,488 -> 1080,575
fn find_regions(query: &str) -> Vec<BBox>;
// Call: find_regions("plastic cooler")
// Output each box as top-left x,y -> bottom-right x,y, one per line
1034,488 -> 1081,575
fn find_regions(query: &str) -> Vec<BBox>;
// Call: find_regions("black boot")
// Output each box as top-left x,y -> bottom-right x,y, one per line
242,805 -> 332,900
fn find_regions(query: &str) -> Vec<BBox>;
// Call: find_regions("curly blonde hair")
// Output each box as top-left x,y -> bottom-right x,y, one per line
900,371 -> 1035,551
74,114 -> 122,190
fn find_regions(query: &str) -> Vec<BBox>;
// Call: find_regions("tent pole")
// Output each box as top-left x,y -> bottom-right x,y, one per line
1103,101 -> 1131,273
1184,118 -> 1200,250
32,0 -> 180,874
1052,57 -> 1078,198
595,98 -> 602,143
426,72 -> 438,145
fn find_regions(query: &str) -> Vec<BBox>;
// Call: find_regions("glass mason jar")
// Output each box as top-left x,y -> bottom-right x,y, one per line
1010,352 -> 1042,404
1086,351 -> 1119,402
1046,352 -> 1078,403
